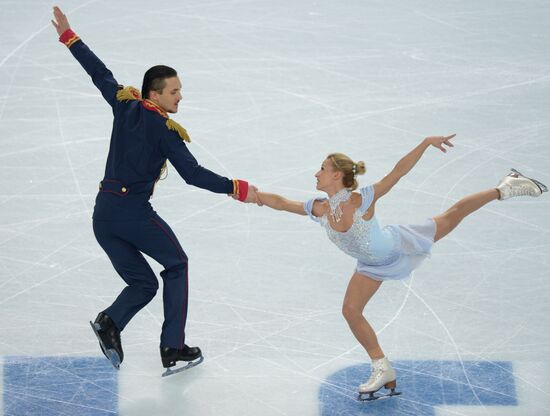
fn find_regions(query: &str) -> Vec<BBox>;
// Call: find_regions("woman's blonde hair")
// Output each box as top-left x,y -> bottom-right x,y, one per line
327,153 -> 366,191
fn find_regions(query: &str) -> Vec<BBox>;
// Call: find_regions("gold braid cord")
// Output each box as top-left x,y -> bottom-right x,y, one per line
232,179 -> 240,199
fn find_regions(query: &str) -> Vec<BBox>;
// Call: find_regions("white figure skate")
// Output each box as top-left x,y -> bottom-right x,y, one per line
497,168 -> 547,200
358,357 -> 401,401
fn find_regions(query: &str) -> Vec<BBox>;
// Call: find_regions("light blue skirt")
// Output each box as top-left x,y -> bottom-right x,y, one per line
356,218 -> 436,281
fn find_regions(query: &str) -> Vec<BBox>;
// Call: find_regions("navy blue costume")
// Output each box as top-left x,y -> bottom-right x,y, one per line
60,30 -> 246,349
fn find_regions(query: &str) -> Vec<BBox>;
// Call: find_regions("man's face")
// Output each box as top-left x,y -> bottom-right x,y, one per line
151,76 -> 182,113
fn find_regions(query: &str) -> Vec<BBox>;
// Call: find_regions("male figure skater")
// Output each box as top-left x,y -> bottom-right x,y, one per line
52,6 -> 258,375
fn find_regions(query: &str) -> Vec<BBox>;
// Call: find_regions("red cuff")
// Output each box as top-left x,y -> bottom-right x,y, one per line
59,29 -> 80,48
236,179 -> 249,202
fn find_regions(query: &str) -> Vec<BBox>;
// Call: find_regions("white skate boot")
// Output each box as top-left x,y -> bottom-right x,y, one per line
358,357 -> 401,401
496,168 -> 547,200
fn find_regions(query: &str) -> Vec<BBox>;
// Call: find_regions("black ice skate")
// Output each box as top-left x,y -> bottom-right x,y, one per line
89,312 -> 124,370
160,345 -> 204,377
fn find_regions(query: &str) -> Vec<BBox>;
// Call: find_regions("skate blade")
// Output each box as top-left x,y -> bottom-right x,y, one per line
89,321 -> 121,370
358,389 -> 402,402
532,178 -> 548,193
161,356 -> 204,378
510,168 -> 548,193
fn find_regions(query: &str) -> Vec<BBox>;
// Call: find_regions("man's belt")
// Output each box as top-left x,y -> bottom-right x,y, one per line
99,179 -> 153,196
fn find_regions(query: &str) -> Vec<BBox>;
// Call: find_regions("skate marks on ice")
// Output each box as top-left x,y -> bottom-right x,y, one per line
319,360 -> 517,415
3,356 -> 118,416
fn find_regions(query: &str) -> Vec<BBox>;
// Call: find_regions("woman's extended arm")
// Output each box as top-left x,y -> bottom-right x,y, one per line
373,134 -> 455,201
256,192 -> 308,216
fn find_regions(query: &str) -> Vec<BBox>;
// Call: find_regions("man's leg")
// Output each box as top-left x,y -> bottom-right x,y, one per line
93,220 -> 159,331
128,214 -> 189,348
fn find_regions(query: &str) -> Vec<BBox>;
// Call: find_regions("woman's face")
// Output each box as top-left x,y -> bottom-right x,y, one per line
314,159 -> 341,191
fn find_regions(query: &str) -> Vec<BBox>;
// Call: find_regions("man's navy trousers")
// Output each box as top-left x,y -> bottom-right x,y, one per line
93,213 -> 189,349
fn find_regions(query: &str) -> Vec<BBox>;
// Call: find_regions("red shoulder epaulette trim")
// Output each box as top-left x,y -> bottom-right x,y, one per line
142,99 -> 168,118
59,29 -> 80,48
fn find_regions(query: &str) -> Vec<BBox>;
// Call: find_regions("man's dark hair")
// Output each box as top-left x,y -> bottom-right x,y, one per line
141,65 -> 178,99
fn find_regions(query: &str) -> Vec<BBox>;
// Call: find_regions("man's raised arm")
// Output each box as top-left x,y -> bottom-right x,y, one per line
52,6 -> 119,108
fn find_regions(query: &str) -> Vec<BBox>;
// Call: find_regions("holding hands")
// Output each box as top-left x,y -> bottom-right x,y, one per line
245,185 -> 260,203
424,134 -> 456,153
230,184 -> 260,203
51,6 -> 70,36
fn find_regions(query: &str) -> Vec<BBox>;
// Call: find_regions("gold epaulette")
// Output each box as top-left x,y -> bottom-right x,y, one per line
116,86 -> 142,102
166,119 -> 191,143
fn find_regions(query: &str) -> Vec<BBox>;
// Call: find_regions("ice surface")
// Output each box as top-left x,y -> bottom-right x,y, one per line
1,1 -> 549,415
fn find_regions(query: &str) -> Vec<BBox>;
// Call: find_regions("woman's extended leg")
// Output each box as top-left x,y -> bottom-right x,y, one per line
433,189 -> 499,243
342,272 -> 384,359
434,168 -> 547,243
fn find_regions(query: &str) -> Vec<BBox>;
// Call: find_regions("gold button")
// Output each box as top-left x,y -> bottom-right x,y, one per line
121,187 -> 127,193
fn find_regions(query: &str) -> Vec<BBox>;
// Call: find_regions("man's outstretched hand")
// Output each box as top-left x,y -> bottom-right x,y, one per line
51,6 -> 70,36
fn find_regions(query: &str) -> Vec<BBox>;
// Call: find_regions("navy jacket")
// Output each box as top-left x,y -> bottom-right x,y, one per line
62,31 -> 235,220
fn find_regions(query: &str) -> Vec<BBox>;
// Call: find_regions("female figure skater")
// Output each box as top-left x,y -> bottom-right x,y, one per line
252,135 -> 547,400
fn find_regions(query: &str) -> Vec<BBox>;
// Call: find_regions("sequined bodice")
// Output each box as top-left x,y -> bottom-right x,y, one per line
320,210 -> 400,265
